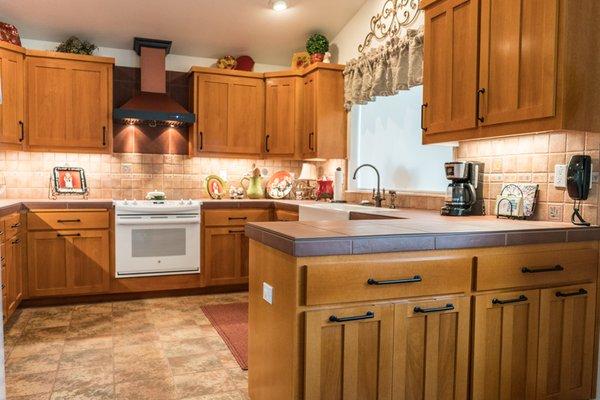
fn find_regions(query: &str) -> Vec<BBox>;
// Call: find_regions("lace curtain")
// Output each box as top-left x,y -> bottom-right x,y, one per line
343,27 -> 424,110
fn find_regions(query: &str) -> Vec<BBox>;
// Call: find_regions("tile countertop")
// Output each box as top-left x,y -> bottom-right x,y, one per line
245,208 -> 600,257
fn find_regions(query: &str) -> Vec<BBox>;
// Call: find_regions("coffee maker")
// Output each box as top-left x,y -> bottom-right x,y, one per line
441,161 -> 485,216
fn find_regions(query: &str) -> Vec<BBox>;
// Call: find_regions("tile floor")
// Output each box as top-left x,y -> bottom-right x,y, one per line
3,292 -> 249,400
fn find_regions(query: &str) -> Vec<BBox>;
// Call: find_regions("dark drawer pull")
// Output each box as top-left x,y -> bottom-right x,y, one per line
228,229 -> 245,234
102,126 -> 107,146
329,311 -> 374,323
228,217 -> 248,220
492,295 -> 528,305
18,120 -> 25,142
10,222 -> 20,228
421,103 -> 428,132
367,275 -> 422,286
57,219 -> 82,223
556,288 -> 588,298
198,131 -> 203,150
414,303 -> 454,314
11,238 -> 20,245
521,265 -> 564,274
57,233 -> 81,237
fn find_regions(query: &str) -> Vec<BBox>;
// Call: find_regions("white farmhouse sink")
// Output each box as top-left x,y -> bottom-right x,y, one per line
298,203 -> 401,221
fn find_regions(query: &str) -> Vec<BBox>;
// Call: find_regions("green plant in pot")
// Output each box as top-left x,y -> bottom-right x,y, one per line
306,33 -> 329,64
56,36 -> 97,55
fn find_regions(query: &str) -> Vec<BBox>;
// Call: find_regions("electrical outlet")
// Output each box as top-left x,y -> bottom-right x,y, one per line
554,164 -> 567,188
262,282 -> 273,304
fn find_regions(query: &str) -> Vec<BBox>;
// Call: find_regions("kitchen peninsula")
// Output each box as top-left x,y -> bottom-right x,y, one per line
246,210 -> 600,400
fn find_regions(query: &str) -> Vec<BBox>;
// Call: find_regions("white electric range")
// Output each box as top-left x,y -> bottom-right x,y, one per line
114,200 -> 201,278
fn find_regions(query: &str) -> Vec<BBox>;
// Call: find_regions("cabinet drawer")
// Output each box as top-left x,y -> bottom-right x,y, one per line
4,213 -> 22,239
476,248 -> 598,291
28,211 -> 109,231
305,256 -> 472,306
203,209 -> 271,226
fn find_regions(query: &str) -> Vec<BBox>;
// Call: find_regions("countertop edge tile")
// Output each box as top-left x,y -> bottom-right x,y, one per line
505,230 -> 567,246
435,233 -> 507,249
567,228 -> 600,242
294,239 -> 353,257
352,235 -> 435,254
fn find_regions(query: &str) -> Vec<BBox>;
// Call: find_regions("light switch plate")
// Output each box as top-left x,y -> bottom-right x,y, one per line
262,282 -> 273,304
554,164 -> 567,188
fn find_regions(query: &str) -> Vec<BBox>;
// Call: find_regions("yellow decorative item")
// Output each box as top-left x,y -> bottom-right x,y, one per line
291,52 -> 310,71
217,56 -> 237,70
241,167 -> 264,199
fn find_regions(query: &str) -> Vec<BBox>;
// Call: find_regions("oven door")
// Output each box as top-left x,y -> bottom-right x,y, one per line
115,214 -> 200,278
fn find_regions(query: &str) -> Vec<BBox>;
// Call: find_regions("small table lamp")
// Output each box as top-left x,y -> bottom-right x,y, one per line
296,163 -> 318,200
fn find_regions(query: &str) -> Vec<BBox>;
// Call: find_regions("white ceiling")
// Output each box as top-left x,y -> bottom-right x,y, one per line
0,0 -> 366,65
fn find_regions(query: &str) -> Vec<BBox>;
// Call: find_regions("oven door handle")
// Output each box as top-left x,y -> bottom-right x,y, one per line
116,216 -> 200,225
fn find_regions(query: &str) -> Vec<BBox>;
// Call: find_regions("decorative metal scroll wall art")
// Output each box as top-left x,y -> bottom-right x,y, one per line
358,0 -> 422,54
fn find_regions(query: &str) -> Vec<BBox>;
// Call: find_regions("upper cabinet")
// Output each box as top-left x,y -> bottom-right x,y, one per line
301,64 -> 346,160
189,67 -> 265,156
0,42 -> 25,149
25,50 -> 114,152
421,0 -> 600,143
263,75 -> 301,157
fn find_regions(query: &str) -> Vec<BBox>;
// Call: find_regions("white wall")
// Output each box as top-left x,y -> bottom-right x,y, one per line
21,38 -> 287,72
331,0 -> 454,194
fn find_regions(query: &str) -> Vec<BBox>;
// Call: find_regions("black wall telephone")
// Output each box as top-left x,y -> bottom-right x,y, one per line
567,155 -> 592,226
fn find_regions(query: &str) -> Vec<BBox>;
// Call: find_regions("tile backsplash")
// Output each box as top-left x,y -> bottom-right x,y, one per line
455,131 -> 600,224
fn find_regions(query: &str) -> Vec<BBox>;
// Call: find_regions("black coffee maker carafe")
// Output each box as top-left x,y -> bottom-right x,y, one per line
441,162 -> 485,216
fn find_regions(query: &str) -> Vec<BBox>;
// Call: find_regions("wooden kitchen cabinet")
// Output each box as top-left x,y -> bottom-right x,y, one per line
301,64 -> 346,159
422,0 -> 478,136
305,304 -> 394,400
190,68 -> 265,156
0,42 -> 25,149
264,76 -> 300,157
537,283 -> 596,400
471,290 -> 540,400
25,50 -> 113,152
27,210 -> 110,297
1,212 -> 24,322
421,0 -> 600,143
393,297 -> 470,400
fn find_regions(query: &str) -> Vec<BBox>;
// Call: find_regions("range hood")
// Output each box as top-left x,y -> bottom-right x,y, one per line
113,38 -> 196,127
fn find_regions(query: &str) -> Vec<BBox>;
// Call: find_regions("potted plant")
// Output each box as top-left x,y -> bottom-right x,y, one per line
306,33 -> 329,64
55,36 -> 97,55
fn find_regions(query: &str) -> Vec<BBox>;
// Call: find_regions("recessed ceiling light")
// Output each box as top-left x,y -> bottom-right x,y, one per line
271,0 -> 288,11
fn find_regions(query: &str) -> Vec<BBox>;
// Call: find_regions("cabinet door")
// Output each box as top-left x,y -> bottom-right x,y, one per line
68,62 -> 110,149
423,0 -> 479,135
26,57 -> 70,148
66,230 -> 110,294
479,0 -> 559,126
5,234 -> 23,318
227,77 -> 264,154
302,73 -> 317,158
203,227 -> 247,286
195,74 -> 230,153
537,284 -> 596,400
265,77 -> 296,156
0,48 -> 24,147
305,304 -> 394,400
27,231 -> 69,297
472,290 -> 539,400
393,297 -> 470,400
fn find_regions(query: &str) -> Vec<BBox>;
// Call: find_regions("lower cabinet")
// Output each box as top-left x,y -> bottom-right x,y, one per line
5,233 -> 24,317
305,304 -> 394,400
537,283 -> 596,400
393,297 -> 470,400
28,229 -> 109,297
472,290 -> 540,400
204,227 -> 249,286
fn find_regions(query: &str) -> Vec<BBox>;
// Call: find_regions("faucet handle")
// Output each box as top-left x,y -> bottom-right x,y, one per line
382,188 -> 387,200
372,188 -> 376,199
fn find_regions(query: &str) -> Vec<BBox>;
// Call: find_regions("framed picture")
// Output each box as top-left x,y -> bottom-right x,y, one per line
52,167 -> 88,195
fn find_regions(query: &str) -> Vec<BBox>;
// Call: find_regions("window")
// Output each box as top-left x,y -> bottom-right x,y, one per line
348,86 -> 454,193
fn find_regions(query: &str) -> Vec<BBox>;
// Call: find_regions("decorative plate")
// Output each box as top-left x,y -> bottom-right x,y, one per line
265,171 -> 294,199
205,175 -> 227,199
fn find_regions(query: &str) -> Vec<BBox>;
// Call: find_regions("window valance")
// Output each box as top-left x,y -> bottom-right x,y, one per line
343,27 -> 424,110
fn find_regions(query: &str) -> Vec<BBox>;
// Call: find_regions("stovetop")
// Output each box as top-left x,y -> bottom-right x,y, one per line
114,199 -> 202,214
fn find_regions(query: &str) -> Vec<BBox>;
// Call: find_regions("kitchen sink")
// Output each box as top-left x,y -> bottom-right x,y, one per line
298,203 -> 405,221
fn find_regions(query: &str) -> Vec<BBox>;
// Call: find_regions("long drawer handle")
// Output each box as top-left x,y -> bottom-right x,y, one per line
521,265 -> 564,274
414,303 -> 454,314
329,311 -> 374,323
367,275 -> 422,286
476,88 -> 486,123
228,229 -> 245,234
198,131 -> 203,150
18,120 -> 25,142
57,219 -> 82,223
10,222 -> 21,228
228,217 -> 248,220
421,103 -> 428,132
57,233 -> 81,237
102,126 -> 107,146
556,288 -> 588,298
492,295 -> 528,305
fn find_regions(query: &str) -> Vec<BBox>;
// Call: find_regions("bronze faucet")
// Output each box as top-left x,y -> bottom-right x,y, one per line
353,164 -> 383,207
